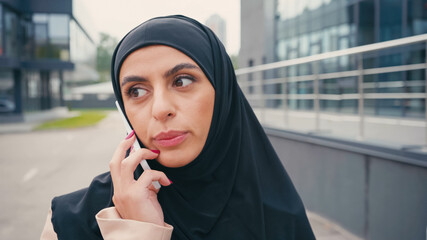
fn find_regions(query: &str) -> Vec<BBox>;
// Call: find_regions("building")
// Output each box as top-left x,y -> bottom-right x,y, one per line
238,2 -> 427,239
205,14 -> 227,49
239,0 -> 427,118
0,0 -> 97,122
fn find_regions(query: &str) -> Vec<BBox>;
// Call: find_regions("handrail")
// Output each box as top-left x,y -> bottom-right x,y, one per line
238,63 -> 426,87
235,33 -> 427,75
235,34 -> 427,146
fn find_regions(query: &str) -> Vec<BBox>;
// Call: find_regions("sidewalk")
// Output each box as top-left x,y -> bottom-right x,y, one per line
308,212 -> 363,240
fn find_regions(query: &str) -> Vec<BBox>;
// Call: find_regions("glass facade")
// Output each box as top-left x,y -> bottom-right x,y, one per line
408,0 -> 427,36
0,69 -> 15,113
4,6 -> 19,57
33,13 -> 70,60
20,16 -> 34,60
0,4 -> 2,56
0,1 -> 97,118
50,71 -> 62,108
22,70 -> 41,112
69,19 -> 95,68
273,0 -> 427,118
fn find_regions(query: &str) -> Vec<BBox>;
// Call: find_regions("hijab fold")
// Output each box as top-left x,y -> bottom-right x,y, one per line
51,15 -> 315,240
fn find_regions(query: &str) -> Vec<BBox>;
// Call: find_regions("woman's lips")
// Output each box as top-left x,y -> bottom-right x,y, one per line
153,131 -> 188,147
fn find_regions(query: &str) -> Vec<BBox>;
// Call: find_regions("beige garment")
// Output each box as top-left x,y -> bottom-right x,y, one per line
40,207 -> 173,240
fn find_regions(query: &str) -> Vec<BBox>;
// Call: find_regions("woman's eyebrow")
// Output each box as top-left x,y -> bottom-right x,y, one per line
121,76 -> 148,87
164,63 -> 200,78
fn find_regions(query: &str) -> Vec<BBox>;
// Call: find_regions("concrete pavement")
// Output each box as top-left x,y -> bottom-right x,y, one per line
0,111 -> 361,239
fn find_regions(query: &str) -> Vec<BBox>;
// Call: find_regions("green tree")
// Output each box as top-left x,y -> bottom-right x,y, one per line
230,54 -> 239,70
97,33 -> 118,82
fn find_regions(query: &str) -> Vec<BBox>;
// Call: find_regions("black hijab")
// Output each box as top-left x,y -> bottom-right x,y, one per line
51,15 -> 315,240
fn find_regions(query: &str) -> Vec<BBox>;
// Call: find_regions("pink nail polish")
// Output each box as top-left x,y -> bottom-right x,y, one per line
150,149 -> 160,154
125,130 -> 135,139
169,179 -> 173,184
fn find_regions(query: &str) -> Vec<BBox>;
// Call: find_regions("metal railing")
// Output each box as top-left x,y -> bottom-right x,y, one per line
236,34 -> 427,147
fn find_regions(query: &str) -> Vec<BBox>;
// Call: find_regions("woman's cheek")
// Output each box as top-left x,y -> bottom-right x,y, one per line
127,109 -> 150,146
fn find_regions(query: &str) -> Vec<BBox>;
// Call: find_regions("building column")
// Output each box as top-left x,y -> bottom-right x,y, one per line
40,70 -> 51,110
59,70 -> 65,106
13,69 -> 22,114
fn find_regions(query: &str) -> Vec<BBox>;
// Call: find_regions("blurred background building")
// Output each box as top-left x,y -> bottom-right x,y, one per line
239,0 -> 427,146
240,0 -> 426,117
0,0 -> 97,122
0,0 -> 424,239
238,1 -> 427,239
205,14 -> 227,49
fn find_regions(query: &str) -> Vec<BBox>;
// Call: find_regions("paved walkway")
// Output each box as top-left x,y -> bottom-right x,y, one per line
308,212 -> 362,240
0,110 -> 363,239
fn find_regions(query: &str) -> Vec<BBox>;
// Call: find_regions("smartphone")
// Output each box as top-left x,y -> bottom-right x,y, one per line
115,101 -> 161,189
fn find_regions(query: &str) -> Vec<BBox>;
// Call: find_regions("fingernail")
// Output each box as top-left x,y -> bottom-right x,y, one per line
125,130 -> 135,139
169,179 -> 173,184
150,149 -> 160,154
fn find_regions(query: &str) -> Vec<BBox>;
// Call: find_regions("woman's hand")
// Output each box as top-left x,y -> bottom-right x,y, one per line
109,131 -> 172,226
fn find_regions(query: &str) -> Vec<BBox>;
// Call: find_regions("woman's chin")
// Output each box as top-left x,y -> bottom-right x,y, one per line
156,150 -> 196,168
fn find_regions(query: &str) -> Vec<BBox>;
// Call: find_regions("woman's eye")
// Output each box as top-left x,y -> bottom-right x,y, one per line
129,88 -> 147,98
174,77 -> 193,87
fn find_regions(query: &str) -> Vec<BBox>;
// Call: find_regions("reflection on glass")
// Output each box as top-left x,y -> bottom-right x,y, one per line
69,20 -> 96,66
377,99 -> 403,117
341,99 -> 357,114
300,35 -> 309,57
22,71 -> 41,112
277,40 -> 286,60
4,7 -> 19,57
0,4 -> 3,56
49,15 -> 70,60
50,71 -> 61,108
405,99 -> 425,118
270,0 -> 426,119
407,0 -> 427,35
0,70 -> 15,113
299,100 -> 313,110
34,22 -> 48,58
33,13 -> 70,60
21,18 -> 34,59
379,0 -> 402,41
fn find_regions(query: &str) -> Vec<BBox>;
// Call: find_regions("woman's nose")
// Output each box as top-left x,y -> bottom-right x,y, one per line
151,89 -> 176,121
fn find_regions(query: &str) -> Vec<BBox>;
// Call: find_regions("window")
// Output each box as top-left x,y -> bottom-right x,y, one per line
379,0 -> 402,41
248,59 -> 254,94
0,70 -> 15,113
0,4 -> 3,56
407,0 -> 427,36
21,17 -> 34,59
33,13 -> 70,60
50,71 -> 62,107
23,71 -> 42,112
4,7 -> 19,57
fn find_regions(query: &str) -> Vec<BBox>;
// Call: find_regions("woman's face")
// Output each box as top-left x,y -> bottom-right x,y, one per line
120,45 -> 215,168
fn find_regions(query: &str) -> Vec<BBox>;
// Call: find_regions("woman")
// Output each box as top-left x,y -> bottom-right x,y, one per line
41,15 -> 315,240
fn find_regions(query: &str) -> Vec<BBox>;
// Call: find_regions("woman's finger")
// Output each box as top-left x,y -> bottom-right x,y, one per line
120,149 -> 159,183
137,169 -> 172,189
110,131 -> 136,184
